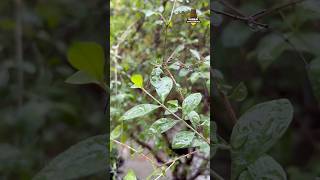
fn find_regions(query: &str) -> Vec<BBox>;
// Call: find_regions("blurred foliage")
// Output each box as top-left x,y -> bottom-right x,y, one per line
212,0 -> 320,179
0,0 -> 106,179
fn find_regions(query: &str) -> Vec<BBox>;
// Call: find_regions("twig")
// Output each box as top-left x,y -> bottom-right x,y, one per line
254,0 -> 306,20
211,70 -> 237,124
111,139 -> 158,167
168,0 -> 177,23
154,150 -> 198,180
15,0 -> 23,108
210,169 -> 225,180
130,133 -> 167,163
141,88 -> 210,144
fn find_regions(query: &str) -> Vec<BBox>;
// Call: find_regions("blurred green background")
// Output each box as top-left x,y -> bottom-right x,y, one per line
212,0 -> 320,179
0,0 -> 106,179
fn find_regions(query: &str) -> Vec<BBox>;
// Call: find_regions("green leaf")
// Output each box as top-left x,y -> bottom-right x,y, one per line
308,58 -> 320,101
229,82 -> 248,102
246,155 -> 287,180
221,22 -> 253,48
150,67 -> 163,86
239,171 -> 254,180
65,71 -> 100,85
67,42 -> 105,81
172,131 -> 195,149
209,121 -> 217,143
33,135 -> 106,180
179,68 -> 190,77
124,169 -> 137,180
190,49 -> 201,61
174,6 -> 191,14
169,62 -> 181,70
186,111 -> 200,128
182,93 -> 202,115
189,72 -> 201,83
121,104 -> 159,121
153,76 -> 173,102
230,99 -> 293,179
191,138 -> 209,155
164,100 -> 179,115
130,74 -> 144,88
110,125 -> 122,140
149,118 -> 178,134
255,34 -> 287,70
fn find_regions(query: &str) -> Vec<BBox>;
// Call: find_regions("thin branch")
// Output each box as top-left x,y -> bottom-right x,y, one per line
111,139 -> 158,167
154,150 -> 198,180
141,88 -> 210,144
130,133 -> 167,164
211,71 -> 237,125
210,169 -> 225,180
168,0 -> 177,23
254,0 -> 306,20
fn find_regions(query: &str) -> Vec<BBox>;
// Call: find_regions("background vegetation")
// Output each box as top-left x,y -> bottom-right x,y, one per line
0,0 -> 106,179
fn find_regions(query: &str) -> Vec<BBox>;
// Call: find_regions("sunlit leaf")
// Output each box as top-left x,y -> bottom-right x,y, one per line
130,74 -> 144,88
124,169 -> 137,180
67,42 -> 105,81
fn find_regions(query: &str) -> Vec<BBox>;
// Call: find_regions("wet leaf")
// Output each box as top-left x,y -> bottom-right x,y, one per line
121,104 -> 160,121
182,93 -> 202,115
230,99 -> 293,179
172,131 -> 195,149
149,118 -> 178,134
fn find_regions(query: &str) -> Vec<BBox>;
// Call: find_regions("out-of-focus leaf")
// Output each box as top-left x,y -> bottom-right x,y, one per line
65,71 -> 100,85
230,99 -> 293,179
110,125 -> 122,140
172,131 -> 195,149
182,93 -> 202,115
222,22 -> 253,47
120,104 -> 159,121
33,135 -> 106,180
174,6 -> 191,14
124,169 -> 137,180
149,118 -> 178,134
67,42 -> 105,81
229,82 -> 248,102
246,155 -> 287,180
308,58 -> 320,101
190,49 -> 201,61
179,68 -> 190,77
